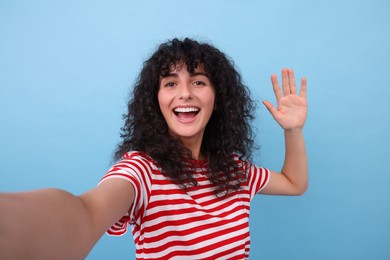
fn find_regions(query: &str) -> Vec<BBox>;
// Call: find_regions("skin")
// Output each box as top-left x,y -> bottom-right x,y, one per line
261,68 -> 308,195
0,68 -> 308,259
158,63 -> 215,160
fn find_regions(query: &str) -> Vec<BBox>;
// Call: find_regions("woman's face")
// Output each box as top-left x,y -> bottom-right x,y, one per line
158,63 -> 215,147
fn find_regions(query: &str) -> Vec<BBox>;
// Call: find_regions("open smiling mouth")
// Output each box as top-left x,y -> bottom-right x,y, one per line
173,107 -> 200,121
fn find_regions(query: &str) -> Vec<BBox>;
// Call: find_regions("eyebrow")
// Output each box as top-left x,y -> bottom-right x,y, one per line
161,71 -> 209,78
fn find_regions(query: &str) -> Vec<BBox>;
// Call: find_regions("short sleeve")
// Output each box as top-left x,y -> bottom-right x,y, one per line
246,163 -> 270,200
99,151 -> 154,236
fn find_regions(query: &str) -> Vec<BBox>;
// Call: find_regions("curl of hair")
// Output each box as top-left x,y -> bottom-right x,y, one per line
114,38 -> 256,197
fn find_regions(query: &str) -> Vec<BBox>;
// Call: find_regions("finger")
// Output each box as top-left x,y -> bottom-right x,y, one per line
281,68 -> 290,96
271,74 -> 283,103
262,100 -> 278,118
300,77 -> 307,99
288,69 -> 297,95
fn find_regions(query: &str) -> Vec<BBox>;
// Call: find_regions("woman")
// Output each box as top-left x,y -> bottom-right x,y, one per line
0,38 -> 308,259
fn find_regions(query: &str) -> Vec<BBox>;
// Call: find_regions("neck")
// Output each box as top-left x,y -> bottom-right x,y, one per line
167,130 -> 205,160
179,137 -> 204,160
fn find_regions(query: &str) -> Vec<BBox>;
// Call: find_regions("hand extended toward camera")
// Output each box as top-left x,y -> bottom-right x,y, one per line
263,68 -> 307,131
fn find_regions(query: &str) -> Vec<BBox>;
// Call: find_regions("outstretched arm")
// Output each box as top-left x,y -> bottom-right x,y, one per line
0,179 -> 134,259
260,68 -> 308,195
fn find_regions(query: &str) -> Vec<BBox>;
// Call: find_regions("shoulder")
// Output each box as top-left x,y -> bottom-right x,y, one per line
121,151 -> 159,169
230,152 -> 251,169
103,151 -> 159,182
122,151 -> 153,161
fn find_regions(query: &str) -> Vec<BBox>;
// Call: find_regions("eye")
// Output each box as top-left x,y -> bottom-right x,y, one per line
164,82 -> 176,88
193,81 -> 206,86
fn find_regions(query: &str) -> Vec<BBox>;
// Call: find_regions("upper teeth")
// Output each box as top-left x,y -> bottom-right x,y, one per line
174,107 -> 199,113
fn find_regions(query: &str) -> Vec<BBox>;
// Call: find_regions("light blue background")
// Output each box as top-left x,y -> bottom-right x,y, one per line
1,0 -> 389,259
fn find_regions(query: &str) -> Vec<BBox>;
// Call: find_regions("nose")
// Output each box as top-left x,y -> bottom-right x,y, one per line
178,84 -> 193,100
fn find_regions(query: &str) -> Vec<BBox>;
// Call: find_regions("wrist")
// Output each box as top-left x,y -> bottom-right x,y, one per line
284,127 -> 304,135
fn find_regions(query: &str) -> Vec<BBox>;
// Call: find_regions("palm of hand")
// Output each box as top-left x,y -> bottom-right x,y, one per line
263,68 -> 308,130
274,94 -> 307,130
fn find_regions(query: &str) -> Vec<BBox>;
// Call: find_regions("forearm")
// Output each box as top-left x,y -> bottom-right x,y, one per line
0,189 -> 99,260
281,129 -> 308,194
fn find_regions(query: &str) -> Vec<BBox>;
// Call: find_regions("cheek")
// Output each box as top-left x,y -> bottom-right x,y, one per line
205,92 -> 216,111
157,91 -> 172,116
157,91 -> 165,107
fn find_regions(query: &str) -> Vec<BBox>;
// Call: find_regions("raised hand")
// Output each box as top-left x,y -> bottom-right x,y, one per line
262,68 -> 307,130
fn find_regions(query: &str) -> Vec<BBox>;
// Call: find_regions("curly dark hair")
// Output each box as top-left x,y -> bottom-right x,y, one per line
114,38 -> 256,196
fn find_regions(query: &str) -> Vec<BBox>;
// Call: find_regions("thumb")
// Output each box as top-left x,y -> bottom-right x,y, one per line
262,100 -> 278,117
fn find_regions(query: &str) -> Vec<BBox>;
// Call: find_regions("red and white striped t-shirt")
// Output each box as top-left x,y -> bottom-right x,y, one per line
100,151 -> 269,260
